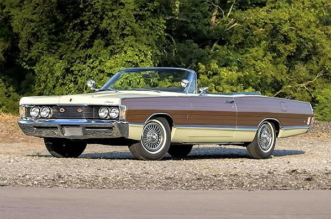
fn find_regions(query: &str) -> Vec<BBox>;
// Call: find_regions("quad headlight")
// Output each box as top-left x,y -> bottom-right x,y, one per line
109,107 -> 119,119
40,106 -> 53,118
29,106 -> 53,118
30,107 -> 40,118
98,107 -> 110,119
98,107 -> 119,119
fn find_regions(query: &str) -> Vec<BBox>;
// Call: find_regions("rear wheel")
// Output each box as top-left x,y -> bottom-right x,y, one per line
128,117 -> 171,160
44,138 -> 87,158
246,121 -> 276,159
168,145 -> 193,159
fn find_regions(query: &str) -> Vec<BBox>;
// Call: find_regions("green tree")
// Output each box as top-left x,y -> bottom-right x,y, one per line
1,0 -> 331,120
314,86 -> 331,121
8,0 -> 165,95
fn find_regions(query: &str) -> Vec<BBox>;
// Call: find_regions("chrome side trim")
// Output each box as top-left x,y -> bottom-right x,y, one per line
281,125 -> 310,130
173,125 -> 256,131
174,125 -> 237,130
278,126 -> 310,138
237,126 -> 257,131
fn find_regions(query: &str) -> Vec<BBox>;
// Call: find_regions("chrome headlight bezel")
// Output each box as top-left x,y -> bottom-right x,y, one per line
40,106 -> 53,118
98,106 -> 121,119
98,107 -> 110,119
29,107 -> 40,118
109,107 -> 119,119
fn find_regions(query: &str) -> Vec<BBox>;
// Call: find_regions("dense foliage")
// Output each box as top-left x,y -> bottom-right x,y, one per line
0,0 -> 330,120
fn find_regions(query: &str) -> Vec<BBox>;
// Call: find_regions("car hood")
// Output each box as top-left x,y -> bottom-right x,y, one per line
19,91 -> 187,105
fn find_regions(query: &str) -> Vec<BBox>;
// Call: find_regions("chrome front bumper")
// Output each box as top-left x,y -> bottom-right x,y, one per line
18,119 -> 129,139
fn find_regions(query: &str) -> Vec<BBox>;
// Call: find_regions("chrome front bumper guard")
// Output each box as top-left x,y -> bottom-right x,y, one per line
18,119 -> 129,139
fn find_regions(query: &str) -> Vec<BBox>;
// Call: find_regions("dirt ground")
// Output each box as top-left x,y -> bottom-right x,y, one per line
0,111 -> 330,190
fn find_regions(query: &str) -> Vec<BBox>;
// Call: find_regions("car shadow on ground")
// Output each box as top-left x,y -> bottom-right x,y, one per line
27,147 -> 305,160
74,147 -> 305,160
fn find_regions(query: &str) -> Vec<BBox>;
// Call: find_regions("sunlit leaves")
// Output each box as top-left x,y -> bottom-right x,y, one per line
7,0 -> 165,95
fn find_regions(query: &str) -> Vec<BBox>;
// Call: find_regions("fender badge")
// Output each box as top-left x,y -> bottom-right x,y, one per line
59,108 -> 65,113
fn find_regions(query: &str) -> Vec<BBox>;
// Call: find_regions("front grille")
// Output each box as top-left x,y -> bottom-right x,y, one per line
25,105 -> 119,120
53,106 -> 95,119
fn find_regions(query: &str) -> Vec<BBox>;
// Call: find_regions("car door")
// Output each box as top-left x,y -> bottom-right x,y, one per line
187,95 -> 237,143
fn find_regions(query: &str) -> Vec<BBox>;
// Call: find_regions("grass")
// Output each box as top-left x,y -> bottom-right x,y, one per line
0,110 -> 19,134
0,110 -> 38,143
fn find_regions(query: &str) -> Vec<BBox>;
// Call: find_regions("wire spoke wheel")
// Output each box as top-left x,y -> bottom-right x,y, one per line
258,124 -> 274,152
246,121 -> 276,159
142,122 -> 165,153
128,117 -> 171,160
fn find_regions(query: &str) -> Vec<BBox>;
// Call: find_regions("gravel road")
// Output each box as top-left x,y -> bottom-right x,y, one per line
1,132 -> 330,190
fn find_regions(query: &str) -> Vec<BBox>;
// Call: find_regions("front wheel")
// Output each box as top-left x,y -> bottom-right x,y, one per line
246,121 -> 276,159
128,117 -> 171,160
44,138 -> 87,158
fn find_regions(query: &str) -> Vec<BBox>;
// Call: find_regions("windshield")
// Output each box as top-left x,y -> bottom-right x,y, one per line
101,68 -> 196,93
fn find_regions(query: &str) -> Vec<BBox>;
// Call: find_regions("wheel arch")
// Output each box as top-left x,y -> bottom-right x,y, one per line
145,113 -> 174,129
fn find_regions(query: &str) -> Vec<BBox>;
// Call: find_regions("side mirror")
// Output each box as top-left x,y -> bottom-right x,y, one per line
199,87 -> 208,94
87,79 -> 96,90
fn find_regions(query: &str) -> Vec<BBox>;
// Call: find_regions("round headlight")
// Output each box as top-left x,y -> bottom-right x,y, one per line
30,107 -> 40,118
109,107 -> 119,119
40,107 -> 52,118
98,107 -> 109,119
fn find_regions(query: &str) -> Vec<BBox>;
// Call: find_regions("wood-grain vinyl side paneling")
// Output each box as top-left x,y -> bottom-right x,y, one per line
122,97 -> 191,125
234,96 -> 313,127
122,96 -> 237,127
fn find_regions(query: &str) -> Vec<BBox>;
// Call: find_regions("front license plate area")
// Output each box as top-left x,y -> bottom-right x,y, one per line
63,126 -> 83,136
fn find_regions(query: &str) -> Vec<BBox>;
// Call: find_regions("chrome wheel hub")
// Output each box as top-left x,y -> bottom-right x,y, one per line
142,122 -> 165,152
146,131 -> 159,144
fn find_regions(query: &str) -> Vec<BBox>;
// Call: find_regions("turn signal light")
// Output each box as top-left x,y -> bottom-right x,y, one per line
307,117 -> 314,126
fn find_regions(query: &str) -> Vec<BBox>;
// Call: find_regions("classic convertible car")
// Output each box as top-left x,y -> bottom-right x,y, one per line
18,67 -> 314,160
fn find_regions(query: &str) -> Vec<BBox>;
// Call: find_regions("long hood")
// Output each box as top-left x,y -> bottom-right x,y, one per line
19,91 -> 187,106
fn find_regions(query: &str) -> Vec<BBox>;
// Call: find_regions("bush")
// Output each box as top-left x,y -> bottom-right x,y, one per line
0,79 -> 20,114
314,87 -> 331,121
